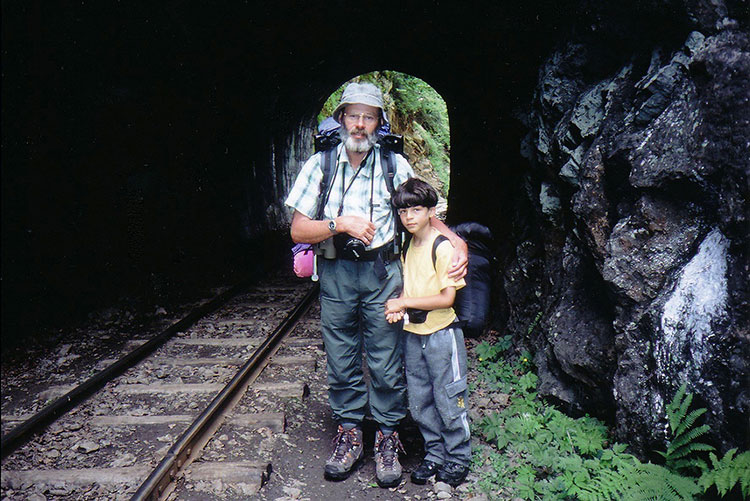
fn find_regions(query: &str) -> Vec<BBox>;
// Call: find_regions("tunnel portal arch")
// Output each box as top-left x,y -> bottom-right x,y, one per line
316,71 -> 452,206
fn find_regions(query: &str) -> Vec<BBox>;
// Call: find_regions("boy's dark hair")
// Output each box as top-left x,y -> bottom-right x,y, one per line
392,178 -> 438,209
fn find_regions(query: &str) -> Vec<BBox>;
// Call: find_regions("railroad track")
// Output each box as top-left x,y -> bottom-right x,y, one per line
1,273 -> 321,500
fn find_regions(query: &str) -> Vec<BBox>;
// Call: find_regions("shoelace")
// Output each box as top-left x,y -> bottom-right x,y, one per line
377,433 -> 405,468
331,428 -> 359,461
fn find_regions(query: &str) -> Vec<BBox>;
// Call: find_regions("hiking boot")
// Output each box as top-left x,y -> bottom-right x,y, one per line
324,425 -> 363,480
436,461 -> 470,487
410,459 -> 441,484
374,430 -> 405,487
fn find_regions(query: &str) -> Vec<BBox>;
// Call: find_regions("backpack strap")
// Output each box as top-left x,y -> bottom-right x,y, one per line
380,147 -> 404,255
431,235 -> 450,270
315,147 -> 337,220
403,233 -> 449,270
379,148 -> 397,195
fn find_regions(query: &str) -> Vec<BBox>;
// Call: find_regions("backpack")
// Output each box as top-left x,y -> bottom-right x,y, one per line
402,223 -> 493,337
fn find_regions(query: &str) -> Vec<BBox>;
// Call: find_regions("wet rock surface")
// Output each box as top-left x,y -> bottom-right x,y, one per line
512,3 -> 749,454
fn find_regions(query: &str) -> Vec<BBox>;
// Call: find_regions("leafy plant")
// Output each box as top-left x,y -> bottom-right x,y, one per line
658,383 -> 714,474
580,461 -> 702,501
698,448 -> 750,498
471,336 -> 749,501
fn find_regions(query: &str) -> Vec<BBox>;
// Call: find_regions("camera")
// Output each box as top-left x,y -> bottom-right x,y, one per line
334,233 -> 367,260
315,237 -> 337,259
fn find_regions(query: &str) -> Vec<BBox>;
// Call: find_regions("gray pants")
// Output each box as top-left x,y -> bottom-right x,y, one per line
404,327 -> 471,466
318,257 -> 406,429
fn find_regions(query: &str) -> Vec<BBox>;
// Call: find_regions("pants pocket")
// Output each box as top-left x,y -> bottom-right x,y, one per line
444,377 -> 468,421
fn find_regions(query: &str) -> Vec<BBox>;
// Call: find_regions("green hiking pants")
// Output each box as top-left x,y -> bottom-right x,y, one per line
318,256 -> 406,429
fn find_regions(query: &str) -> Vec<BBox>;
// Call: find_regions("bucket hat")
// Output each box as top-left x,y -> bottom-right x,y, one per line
332,82 -> 384,123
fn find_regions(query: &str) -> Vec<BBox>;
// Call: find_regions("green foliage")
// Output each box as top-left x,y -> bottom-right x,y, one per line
699,449 -> 750,498
527,311 -> 543,336
581,462 -> 702,501
658,383 -> 714,475
476,336 -> 512,361
472,344 -> 748,501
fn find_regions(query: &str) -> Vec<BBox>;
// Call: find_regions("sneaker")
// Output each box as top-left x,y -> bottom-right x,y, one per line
374,430 -> 405,487
324,425 -> 363,480
436,461 -> 470,487
410,459 -> 441,484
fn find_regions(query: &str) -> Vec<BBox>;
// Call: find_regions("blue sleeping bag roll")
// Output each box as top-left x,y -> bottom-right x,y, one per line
451,222 -> 493,337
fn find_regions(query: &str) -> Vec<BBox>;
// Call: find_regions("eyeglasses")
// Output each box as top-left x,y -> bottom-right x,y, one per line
343,112 -> 379,125
397,206 -> 427,216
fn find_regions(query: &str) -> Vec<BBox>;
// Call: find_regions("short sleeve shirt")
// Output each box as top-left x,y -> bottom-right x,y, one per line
285,143 -> 413,249
402,228 -> 466,335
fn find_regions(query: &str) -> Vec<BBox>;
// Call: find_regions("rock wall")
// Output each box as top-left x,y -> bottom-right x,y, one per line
510,3 -> 749,455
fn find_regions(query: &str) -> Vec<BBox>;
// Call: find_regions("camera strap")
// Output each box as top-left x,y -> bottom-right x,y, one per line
337,148 -> 373,217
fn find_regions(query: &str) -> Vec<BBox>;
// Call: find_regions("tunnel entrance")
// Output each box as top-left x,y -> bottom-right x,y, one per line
317,71 -> 451,217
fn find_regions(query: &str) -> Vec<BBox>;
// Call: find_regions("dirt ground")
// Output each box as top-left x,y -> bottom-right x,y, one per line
253,311 -> 492,501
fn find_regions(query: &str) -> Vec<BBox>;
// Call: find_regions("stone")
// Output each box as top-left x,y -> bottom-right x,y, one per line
558,157 -> 580,186
282,486 -> 302,498
73,440 -> 100,453
539,182 -> 561,217
603,196 -> 704,303
513,23 -> 749,456
434,482 -> 452,493
629,82 -> 711,188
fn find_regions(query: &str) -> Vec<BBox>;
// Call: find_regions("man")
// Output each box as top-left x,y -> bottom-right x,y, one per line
285,82 -> 467,487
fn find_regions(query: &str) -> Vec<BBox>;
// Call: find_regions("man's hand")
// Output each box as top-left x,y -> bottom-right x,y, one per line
385,297 -> 407,323
430,216 -> 468,280
447,237 -> 469,280
337,215 -> 376,245
386,310 -> 405,324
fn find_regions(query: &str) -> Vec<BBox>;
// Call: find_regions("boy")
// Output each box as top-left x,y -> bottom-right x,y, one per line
385,178 -> 471,487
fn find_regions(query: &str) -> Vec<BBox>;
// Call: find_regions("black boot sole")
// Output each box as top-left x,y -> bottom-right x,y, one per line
411,470 -> 439,484
410,474 -> 428,485
435,474 -> 468,487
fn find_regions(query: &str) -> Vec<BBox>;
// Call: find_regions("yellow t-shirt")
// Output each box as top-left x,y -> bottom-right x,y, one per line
402,228 -> 466,335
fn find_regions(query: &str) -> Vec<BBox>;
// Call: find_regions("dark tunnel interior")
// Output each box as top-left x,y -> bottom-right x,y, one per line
1,1 -> 690,346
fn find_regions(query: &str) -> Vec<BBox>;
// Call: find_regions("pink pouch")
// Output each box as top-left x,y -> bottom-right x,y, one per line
292,243 -> 315,278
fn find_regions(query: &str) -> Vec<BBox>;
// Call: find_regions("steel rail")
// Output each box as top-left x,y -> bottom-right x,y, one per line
130,282 -> 319,501
1,282 -> 249,460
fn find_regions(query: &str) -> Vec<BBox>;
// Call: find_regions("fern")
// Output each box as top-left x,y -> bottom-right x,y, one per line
581,462 -> 701,501
658,383 -> 715,475
698,448 -> 750,498
625,462 -> 702,500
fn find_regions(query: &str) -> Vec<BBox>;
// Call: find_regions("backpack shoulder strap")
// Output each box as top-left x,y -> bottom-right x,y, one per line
379,147 -> 396,195
431,235 -> 450,270
315,147 -> 337,220
404,234 -> 448,269
402,234 -> 412,257
380,147 -> 402,255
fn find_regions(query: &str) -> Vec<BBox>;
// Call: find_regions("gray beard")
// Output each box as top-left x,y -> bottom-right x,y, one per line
340,128 -> 378,153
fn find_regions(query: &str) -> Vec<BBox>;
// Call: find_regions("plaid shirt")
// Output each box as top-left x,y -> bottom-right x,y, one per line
285,143 -> 414,249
